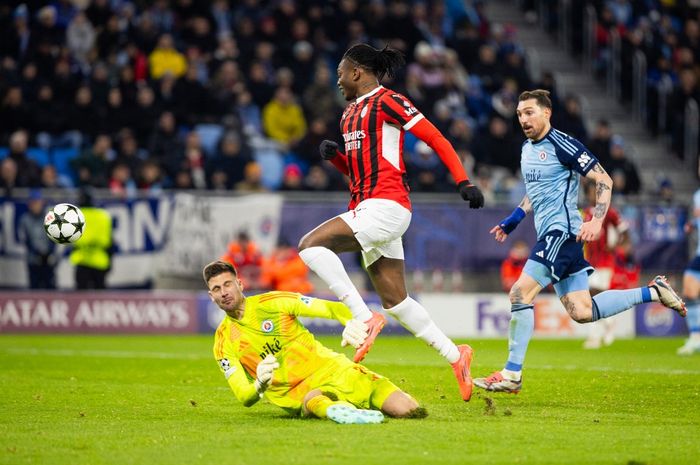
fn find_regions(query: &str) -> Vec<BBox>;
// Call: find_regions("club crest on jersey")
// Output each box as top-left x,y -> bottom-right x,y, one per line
539,151 -> 547,161
261,319 -> 274,333
360,106 -> 368,118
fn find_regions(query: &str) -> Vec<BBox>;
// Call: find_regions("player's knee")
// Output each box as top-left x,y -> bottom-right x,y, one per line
571,303 -> 593,323
381,392 -> 425,418
297,233 -> 315,251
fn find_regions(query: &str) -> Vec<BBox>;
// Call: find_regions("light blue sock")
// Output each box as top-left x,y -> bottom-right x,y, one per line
504,304 -> 534,372
591,287 -> 651,321
687,300 -> 700,334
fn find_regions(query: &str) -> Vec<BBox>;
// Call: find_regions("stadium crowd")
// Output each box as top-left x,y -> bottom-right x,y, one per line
0,0 -> 646,201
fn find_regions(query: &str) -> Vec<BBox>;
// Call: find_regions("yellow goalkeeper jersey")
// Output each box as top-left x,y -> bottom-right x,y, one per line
213,291 -> 353,413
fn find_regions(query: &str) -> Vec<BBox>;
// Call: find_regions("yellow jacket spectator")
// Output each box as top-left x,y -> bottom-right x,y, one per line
70,190 -> 113,289
262,86 -> 307,146
149,34 -> 187,79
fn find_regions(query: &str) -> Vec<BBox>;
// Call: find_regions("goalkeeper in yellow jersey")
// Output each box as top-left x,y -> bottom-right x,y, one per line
205,260 -> 425,424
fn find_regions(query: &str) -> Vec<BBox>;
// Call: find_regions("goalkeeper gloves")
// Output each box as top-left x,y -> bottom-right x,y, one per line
319,140 -> 340,160
254,354 -> 279,394
457,180 -> 485,209
498,207 -> 526,234
341,318 -> 369,349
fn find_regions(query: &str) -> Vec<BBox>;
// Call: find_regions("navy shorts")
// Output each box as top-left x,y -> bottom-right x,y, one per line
687,256 -> 700,272
523,230 -> 593,288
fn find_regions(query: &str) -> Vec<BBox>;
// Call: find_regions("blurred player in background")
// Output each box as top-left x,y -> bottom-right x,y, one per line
298,43 -> 484,402
70,189 -> 113,289
581,180 -> 637,349
678,188 -> 700,355
205,260 -> 425,424
474,90 -> 686,393
18,189 -> 58,289
500,240 -> 530,292
220,231 -> 263,289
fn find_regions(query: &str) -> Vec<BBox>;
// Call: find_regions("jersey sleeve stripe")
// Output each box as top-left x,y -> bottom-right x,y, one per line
549,133 -> 577,154
403,113 -> 424,130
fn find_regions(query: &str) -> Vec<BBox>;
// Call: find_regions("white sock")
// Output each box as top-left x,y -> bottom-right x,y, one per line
384,296 -> 459,363
502,369 -> 521,381
299,246 -> 372,321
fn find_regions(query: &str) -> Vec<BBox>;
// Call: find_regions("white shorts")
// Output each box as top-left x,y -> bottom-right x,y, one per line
588,267 -> 613,291
338,198 -> 412,267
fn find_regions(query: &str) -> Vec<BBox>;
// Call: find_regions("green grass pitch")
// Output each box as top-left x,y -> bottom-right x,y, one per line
1,334 -> 698,465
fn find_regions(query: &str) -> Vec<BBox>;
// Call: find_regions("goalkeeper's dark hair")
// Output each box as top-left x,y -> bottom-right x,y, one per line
343,43 -> 405,81
203,260 -> 237,286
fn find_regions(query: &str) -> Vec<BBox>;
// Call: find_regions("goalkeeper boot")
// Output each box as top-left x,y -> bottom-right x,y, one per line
353,311 -> 386,363
473,371 -> 522,394
648,275 -> 687,317
451,344 -> 474,401
326,403 -> 384,424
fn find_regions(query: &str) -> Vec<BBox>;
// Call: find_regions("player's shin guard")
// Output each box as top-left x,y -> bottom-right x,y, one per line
299,246 -> 372,322
591,288 -> 647,321
504,304 -> 534,372
385,296 -> 460,363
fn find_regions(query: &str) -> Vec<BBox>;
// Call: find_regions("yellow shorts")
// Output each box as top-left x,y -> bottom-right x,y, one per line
313,364 -> 399,410
277,361 -> 400,415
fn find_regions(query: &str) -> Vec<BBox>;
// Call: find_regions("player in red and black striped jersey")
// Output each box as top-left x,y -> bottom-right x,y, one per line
298,44 -> 484,401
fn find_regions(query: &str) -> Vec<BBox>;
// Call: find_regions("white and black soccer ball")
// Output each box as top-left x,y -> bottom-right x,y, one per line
43,203 -> 86,244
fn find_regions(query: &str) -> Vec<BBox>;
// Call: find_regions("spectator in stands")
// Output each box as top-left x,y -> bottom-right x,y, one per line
304,165 -> 332,192
70,189 -> 113,290
19,190 -> 58,289
472,116 -> 521,174
607,135 -> 641,195
262,86 -> 307,148
68,86 -> 98,141
113,129 -> 146,177
279,163 -> 304,191
207,132 -> 252,189
669,68 -> 700,159
0,86 -> 30,137
235,161 -> 267,193
554,94 -> 589,144
71,134 -> 113,188
40,164 -> 72,189
0,158 -> 19,197
8,130 -> 41,187
149,33 -> 187,79
108,161 -> 137,199
302,63 -> 342,123
66,11 -> 96,69
588,119 -> 613,168
99,87 -> 131,137
221,231 -> 263,289
406,141 -> 449,193
147,111 -> 182,174
500,239 -> 529,292
260,241 -> 314,294
137,159 -> 164,195
293,118 -> 339,169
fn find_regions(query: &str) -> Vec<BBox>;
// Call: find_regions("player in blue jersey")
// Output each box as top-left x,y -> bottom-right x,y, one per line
473,89 -> 687,393
678,188 -> 700,355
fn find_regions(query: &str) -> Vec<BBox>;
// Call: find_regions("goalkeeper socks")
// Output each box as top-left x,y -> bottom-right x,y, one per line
385,296 -> 460,363
591,288 -> 648,321
305,394 -> 335,418
504,304 -> 534,372
299,246 -> 372,322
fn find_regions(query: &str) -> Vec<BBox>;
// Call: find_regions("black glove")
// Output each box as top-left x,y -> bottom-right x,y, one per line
457,180 -> 485,209
319,140 -> 339,160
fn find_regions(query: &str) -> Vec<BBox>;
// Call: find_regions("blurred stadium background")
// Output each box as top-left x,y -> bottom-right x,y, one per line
0,0 -> 697,340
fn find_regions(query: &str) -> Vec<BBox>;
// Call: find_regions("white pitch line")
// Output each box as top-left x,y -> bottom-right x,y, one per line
3,348 -> 700,375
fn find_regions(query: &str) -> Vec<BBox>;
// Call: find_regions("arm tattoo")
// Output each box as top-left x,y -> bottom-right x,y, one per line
517,196 -> 531,213
593,202 -> 607,219
595,182 -> 611,198
592,163 -> 606,174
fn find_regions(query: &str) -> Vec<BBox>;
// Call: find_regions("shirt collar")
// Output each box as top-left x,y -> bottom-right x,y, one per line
356,85 -> 383,104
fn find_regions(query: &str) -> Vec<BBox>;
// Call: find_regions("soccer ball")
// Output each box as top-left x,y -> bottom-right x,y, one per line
44,203 -> 86,244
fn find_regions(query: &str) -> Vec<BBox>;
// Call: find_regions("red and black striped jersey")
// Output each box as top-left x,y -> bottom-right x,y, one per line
336,86 -> 468,211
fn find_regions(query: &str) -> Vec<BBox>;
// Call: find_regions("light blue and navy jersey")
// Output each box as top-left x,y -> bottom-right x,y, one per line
521,127 -> 598,239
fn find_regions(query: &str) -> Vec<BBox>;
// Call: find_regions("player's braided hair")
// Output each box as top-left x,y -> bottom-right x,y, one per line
343,43 -> 405,81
